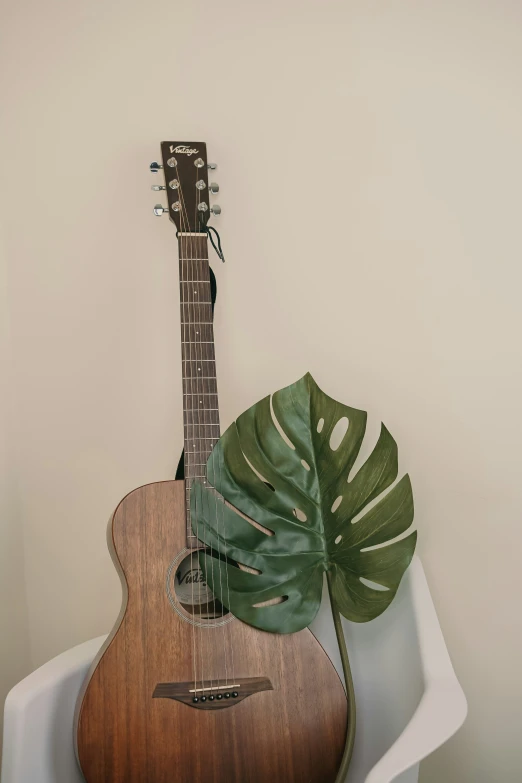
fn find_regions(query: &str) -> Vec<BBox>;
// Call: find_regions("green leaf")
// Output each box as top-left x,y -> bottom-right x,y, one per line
191,373 -> 416,633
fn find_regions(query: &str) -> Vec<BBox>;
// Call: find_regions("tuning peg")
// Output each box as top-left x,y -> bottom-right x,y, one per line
209,182 -> 219,194
210,205 -> 221,215
150,162 -> 163,172
207,163 -> 217,170
153,204 -> 168,216
151,184 -> 166,191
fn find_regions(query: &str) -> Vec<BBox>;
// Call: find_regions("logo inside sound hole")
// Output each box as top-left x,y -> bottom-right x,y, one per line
171,550 -> 227,620
175,553 -> 213,606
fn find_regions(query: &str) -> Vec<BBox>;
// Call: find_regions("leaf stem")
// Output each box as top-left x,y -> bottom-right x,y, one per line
327,571 -> 356,783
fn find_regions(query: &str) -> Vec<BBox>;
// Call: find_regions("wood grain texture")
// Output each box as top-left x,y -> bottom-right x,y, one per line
76,480 -> 348,783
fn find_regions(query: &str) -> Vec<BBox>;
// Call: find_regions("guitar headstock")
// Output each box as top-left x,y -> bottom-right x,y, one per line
150,142 -> 220,232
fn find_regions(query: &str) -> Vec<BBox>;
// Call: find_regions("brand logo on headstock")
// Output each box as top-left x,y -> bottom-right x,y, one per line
170,145 -> 199,156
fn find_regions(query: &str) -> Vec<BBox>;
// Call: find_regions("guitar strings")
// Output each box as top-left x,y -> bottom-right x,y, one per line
202,196 -> 232,689
191,174 -> 205,694
192,169 -> 214,694
214,349 -> 235,688
206,232 -> 235,691
179,164 -> 215,695
177,158 -> 233,695
200,181 -> 231,689
208,314 -> 229,688
175,166 -> 198,695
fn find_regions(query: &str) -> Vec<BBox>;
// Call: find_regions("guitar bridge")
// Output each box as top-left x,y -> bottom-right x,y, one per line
153,677 -> 273,709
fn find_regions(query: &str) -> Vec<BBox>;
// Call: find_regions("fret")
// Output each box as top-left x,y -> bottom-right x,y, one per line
184,428 -> 221,435
180,303 -> 213,322
178,260 -> 211,281
182,371 -> 217,381
182,344 -> 215,358
182,361 -> 216,369
185,439 -> 219,451
183,378 -> 218,394
184,433 -> 221,441
180,324 -> 214,338
184,409 -> 219,425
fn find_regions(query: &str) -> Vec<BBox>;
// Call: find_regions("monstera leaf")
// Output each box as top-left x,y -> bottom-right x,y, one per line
191,373 -> 416,634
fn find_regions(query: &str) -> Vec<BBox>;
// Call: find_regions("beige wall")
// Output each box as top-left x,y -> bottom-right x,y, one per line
0,228 -> 32,757
1,1 -> 521,780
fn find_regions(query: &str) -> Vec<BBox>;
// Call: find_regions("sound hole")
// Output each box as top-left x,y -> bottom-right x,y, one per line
174,550 -> 228,620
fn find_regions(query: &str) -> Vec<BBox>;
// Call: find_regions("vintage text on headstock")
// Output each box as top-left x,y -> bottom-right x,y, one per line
152,141 -> 215,233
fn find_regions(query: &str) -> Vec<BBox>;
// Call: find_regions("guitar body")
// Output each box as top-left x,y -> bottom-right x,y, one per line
76,480 -> 347,783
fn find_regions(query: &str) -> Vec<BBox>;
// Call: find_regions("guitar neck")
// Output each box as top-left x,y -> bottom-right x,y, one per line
179,233 -> 220,546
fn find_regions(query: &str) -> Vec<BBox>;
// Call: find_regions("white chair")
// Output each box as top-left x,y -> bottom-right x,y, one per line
1,556 -> 466,783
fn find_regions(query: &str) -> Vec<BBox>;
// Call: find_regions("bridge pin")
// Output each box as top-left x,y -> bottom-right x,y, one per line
200,696 -> 207,702
232,692 -> 238,698
216,694 -> 223,700
224,693 -> 231,699
192,697 -> 199,703
209,695 -> 215,701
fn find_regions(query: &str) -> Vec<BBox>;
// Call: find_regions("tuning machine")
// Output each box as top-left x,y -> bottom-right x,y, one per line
150,162 -> 163,172
151,184 -> 166,191
153,204 -> 168,216
209,182 -> 219,194
207,163 -> 217,170
211,205 -> 221,216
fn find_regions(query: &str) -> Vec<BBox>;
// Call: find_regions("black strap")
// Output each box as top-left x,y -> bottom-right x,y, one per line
204,225 -> 225,263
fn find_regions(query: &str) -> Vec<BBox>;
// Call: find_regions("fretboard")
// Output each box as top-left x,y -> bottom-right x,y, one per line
179,235 -> 220,546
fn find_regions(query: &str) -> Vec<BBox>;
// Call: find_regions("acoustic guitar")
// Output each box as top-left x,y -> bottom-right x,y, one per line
75,141 -> 348,782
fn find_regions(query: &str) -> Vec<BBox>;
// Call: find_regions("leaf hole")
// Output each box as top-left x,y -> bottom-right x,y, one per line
347,416 -> 383,483
331,496 -> 343,513
242,451 -> 276,492
330,416 -> 349,451
317,417 -> 325,433
236,562 -> 262,575
359,577 -> 389,592
225,500 -> 275,537
335,535 -> 342,544
253,595 -> 288,608
270,395 -> 295,450
292,508 -> 307,523
301,459 -> 310,471
351,477 -> 399,525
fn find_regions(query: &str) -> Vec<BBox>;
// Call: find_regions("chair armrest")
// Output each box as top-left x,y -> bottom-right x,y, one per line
364,558 -> 467,783
365,678 -> 467,783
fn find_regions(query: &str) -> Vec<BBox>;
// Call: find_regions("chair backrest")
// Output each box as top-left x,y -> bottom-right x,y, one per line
1,637 -> 105,783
